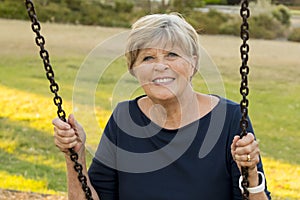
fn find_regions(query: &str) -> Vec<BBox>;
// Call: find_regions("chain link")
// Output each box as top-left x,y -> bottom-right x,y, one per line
24,1 -> 93,199
239,0 -> 251,199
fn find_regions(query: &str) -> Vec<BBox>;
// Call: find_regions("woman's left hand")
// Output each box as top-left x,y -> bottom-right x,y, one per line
231,133 -> 260,174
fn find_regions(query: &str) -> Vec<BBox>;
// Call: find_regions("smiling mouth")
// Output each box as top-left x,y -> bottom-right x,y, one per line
152,77 -> 175,84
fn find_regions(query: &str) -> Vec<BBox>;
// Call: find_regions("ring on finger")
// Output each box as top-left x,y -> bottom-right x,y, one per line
247,154 -> 251,162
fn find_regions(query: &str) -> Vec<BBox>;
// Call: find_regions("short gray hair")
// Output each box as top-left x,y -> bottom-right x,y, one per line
125,13 -> 199,75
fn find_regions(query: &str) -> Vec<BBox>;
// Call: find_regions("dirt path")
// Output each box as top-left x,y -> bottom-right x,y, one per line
0,189 -> 67,200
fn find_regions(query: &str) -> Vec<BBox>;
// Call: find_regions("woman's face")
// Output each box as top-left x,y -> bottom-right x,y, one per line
132,47 -> 196,102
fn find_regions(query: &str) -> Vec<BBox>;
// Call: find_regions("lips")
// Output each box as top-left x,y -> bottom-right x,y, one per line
152,77 -> 175,84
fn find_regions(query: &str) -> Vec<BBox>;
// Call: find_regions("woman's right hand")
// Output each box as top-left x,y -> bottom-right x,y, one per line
52,114 -> 86,156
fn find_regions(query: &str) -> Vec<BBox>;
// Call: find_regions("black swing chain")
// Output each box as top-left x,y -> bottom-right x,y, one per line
239,0 -> 250,199
24,0 -> 251,199
24,1 -> 93,199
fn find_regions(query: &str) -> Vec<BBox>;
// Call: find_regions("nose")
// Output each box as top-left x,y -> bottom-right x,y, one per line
154,63 -> 168,71
153,58 -> 169,72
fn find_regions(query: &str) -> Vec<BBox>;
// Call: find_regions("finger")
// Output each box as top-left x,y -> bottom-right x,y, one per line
54,126 -> 76,138
67,114 -> 84,143
234,149 -> 260,169
231,136 -> 240,158
68,114 -> 77,129
236,156 -> 260,169
236,132 -> 255,147
231,136 -> 240,149
56,134 -> 78,145
54,129 -> 78,145
52,117 -> 71,130
234,152 -> 256,162
54,137 -> 77,152
235,140 -> 259,155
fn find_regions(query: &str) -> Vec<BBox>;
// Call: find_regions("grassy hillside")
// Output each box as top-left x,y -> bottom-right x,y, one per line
0,19 -> 299,199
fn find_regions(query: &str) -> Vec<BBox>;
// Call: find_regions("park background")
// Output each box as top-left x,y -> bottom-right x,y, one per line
0,0 -> 299,199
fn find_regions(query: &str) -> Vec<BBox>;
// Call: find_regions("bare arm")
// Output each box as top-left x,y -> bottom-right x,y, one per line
64,149 -> 99,200
231,134 -> 269,200
247,167 -> 268,200
53,114 -> 100,200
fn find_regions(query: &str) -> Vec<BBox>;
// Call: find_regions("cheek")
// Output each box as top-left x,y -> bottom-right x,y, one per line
171,61 -> 193,79
132,64 -> 153,84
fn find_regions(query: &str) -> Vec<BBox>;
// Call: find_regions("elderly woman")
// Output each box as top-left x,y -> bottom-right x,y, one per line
53,13 -> 271,200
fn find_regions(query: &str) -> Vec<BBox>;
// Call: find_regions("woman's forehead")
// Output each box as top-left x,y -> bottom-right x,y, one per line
138,47 -> 183,54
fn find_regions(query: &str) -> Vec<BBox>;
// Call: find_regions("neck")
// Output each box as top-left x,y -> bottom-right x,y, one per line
148,91 -> 199,129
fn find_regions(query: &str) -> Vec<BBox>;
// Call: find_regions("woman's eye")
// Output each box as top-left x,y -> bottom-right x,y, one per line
168,52 -> 179,57
143,56 -> 154,62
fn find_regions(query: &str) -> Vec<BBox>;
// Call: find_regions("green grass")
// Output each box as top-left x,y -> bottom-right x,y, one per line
0,19 -> 300,199
290,7 -> 300,16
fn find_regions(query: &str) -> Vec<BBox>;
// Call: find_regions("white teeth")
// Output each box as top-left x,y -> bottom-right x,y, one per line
153,78 -> 174,83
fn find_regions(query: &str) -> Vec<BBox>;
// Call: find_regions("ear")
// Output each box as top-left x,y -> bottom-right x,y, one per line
190,55 -> 198,76
129,68 -> 136,77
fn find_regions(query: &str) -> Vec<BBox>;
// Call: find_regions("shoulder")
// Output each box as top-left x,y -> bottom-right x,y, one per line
113,95 -> 143,113
104,96 -> 143,139
217,96 -> 254,134
217,96 -> 240,113
209,96 -> 244,130
111,95 -> 146,124
196,93 -> 240,110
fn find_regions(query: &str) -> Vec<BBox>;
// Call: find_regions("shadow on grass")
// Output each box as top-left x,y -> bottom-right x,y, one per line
0,117 -> 67,192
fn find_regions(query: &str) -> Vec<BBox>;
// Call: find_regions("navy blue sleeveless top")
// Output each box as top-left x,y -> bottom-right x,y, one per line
88,96 -> 271,200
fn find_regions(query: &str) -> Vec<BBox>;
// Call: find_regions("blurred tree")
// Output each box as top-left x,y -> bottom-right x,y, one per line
272,0 -> 300,5
227,0 -> 241,4
171,0 -> 204,11
64,0 -> 82,11
115,0 -> 134,12
161,0 -> 167,9
204,0 -> 227,4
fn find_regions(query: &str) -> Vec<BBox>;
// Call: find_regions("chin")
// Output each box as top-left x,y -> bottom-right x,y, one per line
142,84 -> 180,102
148,90 -> 178,102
